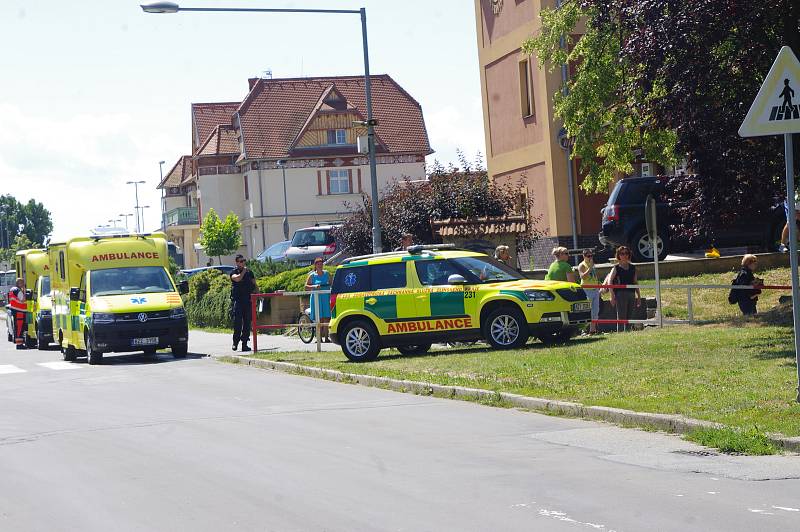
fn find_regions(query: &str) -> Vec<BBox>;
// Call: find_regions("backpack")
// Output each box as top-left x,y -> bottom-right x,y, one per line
728,271 -> 746,305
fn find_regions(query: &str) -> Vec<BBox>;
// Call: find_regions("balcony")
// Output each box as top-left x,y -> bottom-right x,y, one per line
166,207 -> 199,227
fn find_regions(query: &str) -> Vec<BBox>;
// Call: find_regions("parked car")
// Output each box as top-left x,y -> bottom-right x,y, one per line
0,269 -> 16,306
599,176 -> 784,262
284,225 -> 341,266
256,240 -> 291,263
179,265 -> 236,278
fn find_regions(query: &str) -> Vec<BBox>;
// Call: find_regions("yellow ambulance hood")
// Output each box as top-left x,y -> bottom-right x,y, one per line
484,279 -> 576,291
90,292 -> 184,313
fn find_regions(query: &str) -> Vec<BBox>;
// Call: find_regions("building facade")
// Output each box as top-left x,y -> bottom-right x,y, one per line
473,0 -> 608,267
159,75 -> 432,268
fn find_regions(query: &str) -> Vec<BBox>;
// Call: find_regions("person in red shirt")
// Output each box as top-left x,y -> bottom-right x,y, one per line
8,278 -> 27,349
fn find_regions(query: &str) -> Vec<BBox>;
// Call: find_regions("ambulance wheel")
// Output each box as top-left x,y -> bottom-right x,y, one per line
85,333 -> 103,365
63,345 -> 77,362
25,336 -> 37,349
340,320 -> 380,362
484,306 -> 528,349
397,344 -> 431,356
172,343 -> 188,358
37,330 -> 48,350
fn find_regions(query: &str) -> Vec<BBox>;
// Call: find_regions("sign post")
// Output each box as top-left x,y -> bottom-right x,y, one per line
645,195 -> 663,327
739,46 -> 800,402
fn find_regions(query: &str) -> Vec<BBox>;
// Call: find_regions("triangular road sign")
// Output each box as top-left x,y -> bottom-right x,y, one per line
739,46 -> 800,137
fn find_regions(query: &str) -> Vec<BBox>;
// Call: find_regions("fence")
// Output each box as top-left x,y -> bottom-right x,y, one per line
249,290 -> 331,353
583,283 -> 792,325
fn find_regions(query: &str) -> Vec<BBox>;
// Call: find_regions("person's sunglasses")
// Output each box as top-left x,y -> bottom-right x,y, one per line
584,253 -> 593,257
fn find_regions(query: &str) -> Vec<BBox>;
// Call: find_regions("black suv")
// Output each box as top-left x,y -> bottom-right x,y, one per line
599,176 -> 784,262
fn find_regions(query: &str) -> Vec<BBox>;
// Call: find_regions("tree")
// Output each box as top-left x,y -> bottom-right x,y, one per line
335,166 -> 544,256
199,209 -> 242,264
0,194 -> 53,248
524,0 -> 800,239
0,233 -> 35,267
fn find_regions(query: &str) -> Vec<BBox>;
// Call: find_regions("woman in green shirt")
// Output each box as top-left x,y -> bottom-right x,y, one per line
545,246 -> 577,283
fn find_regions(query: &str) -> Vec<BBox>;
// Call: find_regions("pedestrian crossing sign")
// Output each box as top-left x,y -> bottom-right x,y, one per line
739,46 -> 800,137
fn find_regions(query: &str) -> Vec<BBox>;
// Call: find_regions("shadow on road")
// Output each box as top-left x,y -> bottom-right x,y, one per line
71,352 -> 207,366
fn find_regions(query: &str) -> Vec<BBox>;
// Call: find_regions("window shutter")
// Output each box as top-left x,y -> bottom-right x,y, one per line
326,171 -> 331,195
317,170 -> 322,195
347,169 -> 353,194
357,169 -> 362,193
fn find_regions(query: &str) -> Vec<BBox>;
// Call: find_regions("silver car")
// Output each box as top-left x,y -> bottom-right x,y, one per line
284,225 -> 340,266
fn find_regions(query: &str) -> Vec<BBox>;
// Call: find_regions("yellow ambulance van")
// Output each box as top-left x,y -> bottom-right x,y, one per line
15,248 -> 53,349
50,233 -> 189,364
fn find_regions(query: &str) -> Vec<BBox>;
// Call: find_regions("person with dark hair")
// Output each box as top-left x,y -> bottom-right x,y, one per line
305,257 -> 332,342
394,233 -> 414,251
609,246 -> 640,332
230,254 -> 256,351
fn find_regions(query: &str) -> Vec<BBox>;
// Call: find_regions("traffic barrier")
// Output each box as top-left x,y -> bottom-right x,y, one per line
583,283 -> 792,325
249,290 -> 331,353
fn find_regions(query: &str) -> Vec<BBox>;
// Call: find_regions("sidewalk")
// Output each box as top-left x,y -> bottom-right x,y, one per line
188,329 -> 341,356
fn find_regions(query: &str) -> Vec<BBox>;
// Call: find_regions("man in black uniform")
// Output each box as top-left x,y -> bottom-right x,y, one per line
230,254 -> 256,351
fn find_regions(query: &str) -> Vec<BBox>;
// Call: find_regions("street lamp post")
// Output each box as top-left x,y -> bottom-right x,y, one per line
141,2 -> 384,253
126,180 -> 146,232
137,205 -> 151,232
159,160 -> 166,232
119,213 -> 133,230
277,159 -> 290,240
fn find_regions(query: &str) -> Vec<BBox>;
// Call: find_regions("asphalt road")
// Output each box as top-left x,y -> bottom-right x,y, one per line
1,328 -> 800,531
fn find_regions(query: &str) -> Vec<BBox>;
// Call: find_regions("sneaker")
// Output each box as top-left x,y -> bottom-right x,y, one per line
232,343 -> 238,351
779,243 -> 789,253
241,344 -> 251,352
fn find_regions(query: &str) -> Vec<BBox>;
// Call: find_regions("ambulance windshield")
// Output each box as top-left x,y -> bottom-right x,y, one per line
90,267 -> 174,296
451,257 -> 523,283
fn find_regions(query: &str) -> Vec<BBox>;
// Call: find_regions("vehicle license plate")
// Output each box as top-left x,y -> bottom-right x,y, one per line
132,337 -> 158,346
572,302 -> 591,312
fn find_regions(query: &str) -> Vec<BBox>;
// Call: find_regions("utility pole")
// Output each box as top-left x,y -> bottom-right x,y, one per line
126,180 -> 146,232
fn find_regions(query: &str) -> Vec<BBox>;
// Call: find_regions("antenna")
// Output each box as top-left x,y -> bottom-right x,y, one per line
262,69 -> 272,80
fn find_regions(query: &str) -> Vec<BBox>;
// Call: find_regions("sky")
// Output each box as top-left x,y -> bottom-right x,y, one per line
0,0 -> 485,242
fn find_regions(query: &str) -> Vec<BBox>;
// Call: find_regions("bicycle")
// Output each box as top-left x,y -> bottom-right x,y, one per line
297,307 -> 315,344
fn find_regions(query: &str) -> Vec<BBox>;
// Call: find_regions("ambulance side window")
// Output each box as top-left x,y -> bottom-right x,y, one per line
370,263 -> 406,290
79,273 -> 87,302
415,260 -> 461,286
331,266 -> 370,294
59,251 -> 66,281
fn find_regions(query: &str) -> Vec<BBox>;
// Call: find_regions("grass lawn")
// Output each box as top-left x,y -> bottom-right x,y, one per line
250,322 -> 800,438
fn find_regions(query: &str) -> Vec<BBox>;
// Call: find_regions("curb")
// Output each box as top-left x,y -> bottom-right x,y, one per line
223,355 -> 800,453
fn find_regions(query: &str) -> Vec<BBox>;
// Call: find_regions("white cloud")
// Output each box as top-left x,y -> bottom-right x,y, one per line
425,98 -> 486,168
0,104 -> 183,242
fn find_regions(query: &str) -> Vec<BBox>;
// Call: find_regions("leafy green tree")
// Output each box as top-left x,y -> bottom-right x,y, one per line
199,208 -> 242,264
0,194 -> 53,248
0,233 -> 35,267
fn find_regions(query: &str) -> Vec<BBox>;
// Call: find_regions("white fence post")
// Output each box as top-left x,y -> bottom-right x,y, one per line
687,287 -> 694,323
314,290 -> 322,353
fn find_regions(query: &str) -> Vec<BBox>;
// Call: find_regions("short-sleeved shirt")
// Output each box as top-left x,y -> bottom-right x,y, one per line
545,260 -> 573,282
230,269 -> 256,302
612,264 -> 636,293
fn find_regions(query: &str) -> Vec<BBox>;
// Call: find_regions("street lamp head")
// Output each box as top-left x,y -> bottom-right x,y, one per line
126,180 -> 146,185
159,160 -> 166,164
141,2 -> 180,14
277,159 -> 287,167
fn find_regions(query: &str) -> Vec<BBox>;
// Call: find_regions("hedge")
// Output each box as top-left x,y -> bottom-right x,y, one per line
186,266 -> 336,329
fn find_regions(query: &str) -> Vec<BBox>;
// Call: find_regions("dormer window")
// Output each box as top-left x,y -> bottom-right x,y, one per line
327,129 -> 348,145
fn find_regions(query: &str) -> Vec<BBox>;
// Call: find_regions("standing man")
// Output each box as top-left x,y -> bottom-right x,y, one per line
8,278 -> 27,350
230,255 -> 256,352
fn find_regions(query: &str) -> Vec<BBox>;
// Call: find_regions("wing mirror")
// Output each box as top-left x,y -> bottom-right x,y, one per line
178,280 -> 189,295
25,289 -> 33,300
447,274 -> 467,285
69,287 -> 81,302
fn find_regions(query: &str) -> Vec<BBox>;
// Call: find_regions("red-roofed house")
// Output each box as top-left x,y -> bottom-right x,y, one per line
159,74 -> 432,267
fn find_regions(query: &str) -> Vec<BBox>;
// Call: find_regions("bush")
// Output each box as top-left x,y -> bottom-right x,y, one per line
256,266 -> 336,293
185,269 -> 232,328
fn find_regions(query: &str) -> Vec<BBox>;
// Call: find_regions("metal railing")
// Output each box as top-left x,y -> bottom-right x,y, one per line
166,207 -> 199,226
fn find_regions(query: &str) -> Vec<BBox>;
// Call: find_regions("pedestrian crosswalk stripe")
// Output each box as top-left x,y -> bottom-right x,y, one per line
37,361 -> 82,371
0,365 -> 27,374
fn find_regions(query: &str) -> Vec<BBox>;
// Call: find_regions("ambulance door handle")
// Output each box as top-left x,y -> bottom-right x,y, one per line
415,295 -> 426,300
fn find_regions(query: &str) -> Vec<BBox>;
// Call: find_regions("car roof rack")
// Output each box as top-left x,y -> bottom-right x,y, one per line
341,244 -> 464,265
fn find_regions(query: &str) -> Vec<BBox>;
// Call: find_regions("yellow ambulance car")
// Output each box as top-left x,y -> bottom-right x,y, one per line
329,245 -> 591,361
50,233 -> 189,364
15,248 -> 53,349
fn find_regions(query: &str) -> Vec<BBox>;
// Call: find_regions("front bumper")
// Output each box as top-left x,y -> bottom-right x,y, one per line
91,317 -> 188,353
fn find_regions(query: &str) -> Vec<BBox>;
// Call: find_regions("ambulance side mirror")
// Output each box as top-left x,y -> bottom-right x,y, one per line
178,280 -> 189,295
69,287 -> 80,302
447,274 -> 467,285
25,289 -> 33,300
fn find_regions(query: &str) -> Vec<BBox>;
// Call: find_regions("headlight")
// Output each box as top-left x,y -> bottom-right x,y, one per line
170,307 -> 186,319
93,312 -> 115,324
524,289 -> 555,301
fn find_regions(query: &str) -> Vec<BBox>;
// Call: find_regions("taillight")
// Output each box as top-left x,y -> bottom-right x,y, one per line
605,204 -> 619,222
329,293 -> 337,312
323,242 -> 336,255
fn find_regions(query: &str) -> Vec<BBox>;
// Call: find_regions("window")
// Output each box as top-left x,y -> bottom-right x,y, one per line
370,263 -> 407,290
328,169 -> 350,194
415,260 -> 462,286
244,174 -> 249,200
519,58 -> 534,117
290,229 -> 335,247
59,251 -> 65,281
327,129 -> 347,145
331,266 -> 370,294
